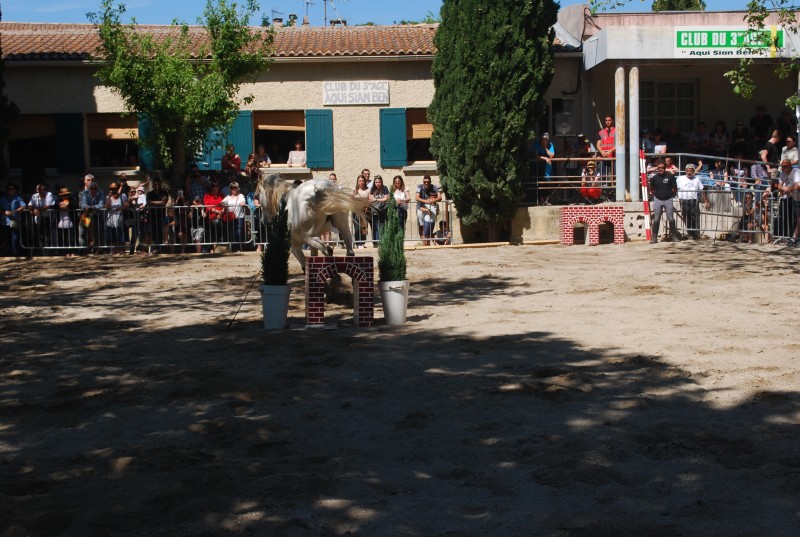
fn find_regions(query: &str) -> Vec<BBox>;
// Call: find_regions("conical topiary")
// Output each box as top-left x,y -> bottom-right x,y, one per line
262,195 -> 290,285
378,197 -> 407,282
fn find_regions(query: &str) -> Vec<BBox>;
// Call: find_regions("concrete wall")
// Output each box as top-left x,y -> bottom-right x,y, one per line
5,65 -> 124,113
511,202 -> 649,243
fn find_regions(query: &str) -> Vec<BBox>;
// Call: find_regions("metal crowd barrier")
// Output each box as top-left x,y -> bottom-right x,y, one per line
16,200 -> 456,256
671,187 -> 797,244
18,205 -> 257,255
317,199 -> 456,249
525,157 -> 617,206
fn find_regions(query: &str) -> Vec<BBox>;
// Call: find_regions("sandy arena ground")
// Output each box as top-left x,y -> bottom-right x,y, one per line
1,241 -> 799,536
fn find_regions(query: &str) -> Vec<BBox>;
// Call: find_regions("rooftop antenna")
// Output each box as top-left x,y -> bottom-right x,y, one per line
304,0 -> 314,19
324,0 -> 347,27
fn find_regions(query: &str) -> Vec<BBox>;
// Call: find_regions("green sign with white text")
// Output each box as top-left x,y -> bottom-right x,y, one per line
675,26 -> 784,58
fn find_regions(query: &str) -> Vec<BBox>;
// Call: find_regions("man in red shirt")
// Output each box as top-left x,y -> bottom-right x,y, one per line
221,144 -> 242,172
597,115 -> 616,160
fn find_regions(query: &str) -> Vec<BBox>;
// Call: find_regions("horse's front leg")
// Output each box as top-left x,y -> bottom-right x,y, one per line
331,212 -> 355,256
305,236 -> 330,256
290,239 -> 306,272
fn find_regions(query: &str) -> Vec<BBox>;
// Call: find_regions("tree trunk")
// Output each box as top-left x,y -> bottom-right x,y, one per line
170,136 -> 187,187
485,221 -> 506,243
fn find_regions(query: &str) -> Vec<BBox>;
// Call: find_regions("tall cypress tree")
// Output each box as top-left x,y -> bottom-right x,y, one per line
429,0 -> 557,242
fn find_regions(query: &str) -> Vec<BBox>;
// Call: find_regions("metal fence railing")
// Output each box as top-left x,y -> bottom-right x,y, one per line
523,151 -> 798,244
17,205 -> 256,255
11,200 -> 457,256
525,157 -> 617,206
344,200 -> 455,249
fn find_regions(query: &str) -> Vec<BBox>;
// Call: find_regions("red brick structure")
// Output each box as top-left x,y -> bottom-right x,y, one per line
305,256 -> 374,327
560,206 -> 625,246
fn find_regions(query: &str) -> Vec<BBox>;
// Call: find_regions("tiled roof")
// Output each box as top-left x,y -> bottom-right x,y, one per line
0,22 -> 438,62
275,25 -> 437,57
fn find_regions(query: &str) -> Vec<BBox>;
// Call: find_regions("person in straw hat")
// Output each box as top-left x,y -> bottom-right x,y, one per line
56,186 -> 78,256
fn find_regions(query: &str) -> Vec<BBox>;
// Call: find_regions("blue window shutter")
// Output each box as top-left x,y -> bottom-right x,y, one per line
201,128 -> 225,171
55,113 -> 85,173
226,110 -> 253,158
137,113 -> 157,171
380,108 -> 407,167
306,109 -> 333,169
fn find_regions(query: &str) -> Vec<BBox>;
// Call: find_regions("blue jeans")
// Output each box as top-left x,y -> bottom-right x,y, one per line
397,206 -> 408,234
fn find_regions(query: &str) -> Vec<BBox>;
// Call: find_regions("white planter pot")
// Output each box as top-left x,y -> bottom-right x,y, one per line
379,280 -> 410,325
260,284 -> 291,329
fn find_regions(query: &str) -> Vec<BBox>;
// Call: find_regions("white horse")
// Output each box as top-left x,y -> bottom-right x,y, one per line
255,173 -> 370,270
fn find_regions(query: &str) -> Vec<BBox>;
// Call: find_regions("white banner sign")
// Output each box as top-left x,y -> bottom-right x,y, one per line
323,80 -> 390,106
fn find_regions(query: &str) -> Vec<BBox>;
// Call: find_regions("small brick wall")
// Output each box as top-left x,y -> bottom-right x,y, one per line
560,206 -> 625,246
305,256 -> 374,327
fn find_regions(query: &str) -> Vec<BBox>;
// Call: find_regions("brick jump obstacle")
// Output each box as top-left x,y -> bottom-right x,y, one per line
560,206 -> 625,246
305,256 -> 375,327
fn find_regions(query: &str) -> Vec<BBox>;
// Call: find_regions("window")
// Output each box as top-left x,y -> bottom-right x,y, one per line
9,114 -> 87,173
406,108 -> 434,162
199,109 -> 332,170
379,107 -> 435,168
552,98 -> 576,137
640,81 -> 696,134
86,113 -> 139,167
8,115 -> 58,169
253,110 -> 305,164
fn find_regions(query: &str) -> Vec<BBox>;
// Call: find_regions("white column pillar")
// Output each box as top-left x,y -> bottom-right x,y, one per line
629,67 -> 640,202
615,67 -> 626,203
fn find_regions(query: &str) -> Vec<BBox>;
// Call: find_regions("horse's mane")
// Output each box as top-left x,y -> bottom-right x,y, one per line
256,173 -> 294,220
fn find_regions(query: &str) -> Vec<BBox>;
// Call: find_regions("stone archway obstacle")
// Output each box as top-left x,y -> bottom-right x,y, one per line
305,256 -> 375,327
560,206 -> 625,246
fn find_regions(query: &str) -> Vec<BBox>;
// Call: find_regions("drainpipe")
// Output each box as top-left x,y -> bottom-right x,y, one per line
615,67 -> 626,203
629,67 -> 640,202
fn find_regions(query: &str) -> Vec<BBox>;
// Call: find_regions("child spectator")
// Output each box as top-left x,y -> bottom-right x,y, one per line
434,220 -> 452,245
190,197 -> 206,253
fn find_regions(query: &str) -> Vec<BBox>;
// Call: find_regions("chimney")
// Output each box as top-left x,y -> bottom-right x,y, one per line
272,17 -> 283,28
302,16 -> 309,26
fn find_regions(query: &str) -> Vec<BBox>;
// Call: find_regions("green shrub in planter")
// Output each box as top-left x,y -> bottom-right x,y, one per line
378,197 -> 407,282
262,196 -> 290,285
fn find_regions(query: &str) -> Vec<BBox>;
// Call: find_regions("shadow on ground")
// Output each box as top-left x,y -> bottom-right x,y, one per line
0,253 -> 799,536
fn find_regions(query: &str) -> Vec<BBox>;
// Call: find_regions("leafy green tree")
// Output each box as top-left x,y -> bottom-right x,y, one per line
397,10 -> 441,25
0,2 -> 21,179
652,0 -> 705,10
87,0 -> 274,182
725,0 -> 798,105
428,0 -> 557,241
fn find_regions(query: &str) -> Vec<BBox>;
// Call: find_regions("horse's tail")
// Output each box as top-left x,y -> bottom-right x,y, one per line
309,187 -> 373,218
